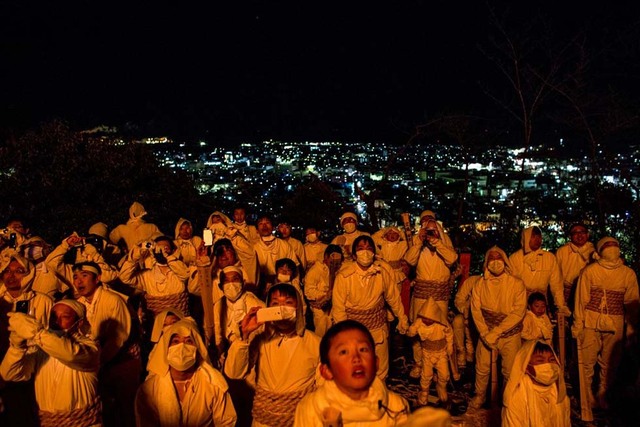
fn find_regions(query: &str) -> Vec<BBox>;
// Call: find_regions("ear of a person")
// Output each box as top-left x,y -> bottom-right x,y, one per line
320,364 -> 334,380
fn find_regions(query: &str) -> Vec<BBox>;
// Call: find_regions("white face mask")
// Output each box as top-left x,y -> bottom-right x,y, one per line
355,249 -> 375,267
280,306 -> 297,321
223,281 -> 243,302
306,233 -> 318,243
277,273 -> 291,283
343,223 -> 357,234
487,260 -> 505,276
601,246 -> 620,261
529,362 -> 559,386
167,342 -> 197,371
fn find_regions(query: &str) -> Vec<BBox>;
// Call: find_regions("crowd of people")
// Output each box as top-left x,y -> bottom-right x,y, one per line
0,202 -> 637,426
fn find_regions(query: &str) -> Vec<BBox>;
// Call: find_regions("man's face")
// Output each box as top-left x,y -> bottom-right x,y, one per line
385,229 -> 400,242
2,260 -> 27,292
529,232 -> 543,251
155,240 -> 173,256
233,208 -> 246,224
179,223 -> 192,240
277,223 -> 292,239
257,218 -> 273,237
216,246 -> 238,268
73,270 -> 100,300
7,221 -> 26,235
52,305 -> 79,331
169,333 -> 195,347
569,226 -> 589,247
487,251 -> 503,262
222,271 -> 243,285
355,239 -> 374,253
321,329 -> 378,400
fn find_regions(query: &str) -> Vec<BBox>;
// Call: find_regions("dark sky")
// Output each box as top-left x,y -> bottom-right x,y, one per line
2,1 -> 639,144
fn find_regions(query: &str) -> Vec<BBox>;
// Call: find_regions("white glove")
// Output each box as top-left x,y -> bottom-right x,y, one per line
397,316 -> 409,335
571,323 -> 585,341
9,331 -> 27,348
8,312 -> 43,340
483,330 -> 500,347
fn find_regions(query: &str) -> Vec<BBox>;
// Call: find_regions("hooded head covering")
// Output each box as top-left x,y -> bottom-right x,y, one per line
219,265 -> 244,289
129,202 -> 147,220
174,218 -> 193,240
150,308 -> 186,343
88,222 -> 109,240
206,211 -> 232,229
381,226 -> 404,241
18,236 -> 51,264
0,249 -> 36,293
53,299 -> 86,319
596,236 -> 618,254
520,226 -> 542,254
146,318 -> 210,376
340,212 -> 358,225
416,297 -> 449,326
503,339 -> 567,408
419,210 -> 436,223
482,245 -> 513,275
266,283 -> 307,337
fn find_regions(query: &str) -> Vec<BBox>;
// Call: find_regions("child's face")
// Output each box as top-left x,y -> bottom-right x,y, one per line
526,349 -> 558,379
529,300 -> 547,317
321,329 -> 378,400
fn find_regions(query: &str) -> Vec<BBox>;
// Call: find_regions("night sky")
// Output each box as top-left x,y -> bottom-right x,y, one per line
2,1 -> 639,144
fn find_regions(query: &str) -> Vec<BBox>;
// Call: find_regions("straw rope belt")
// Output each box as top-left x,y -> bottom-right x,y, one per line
145,291 -> 190,316
388,260 -> 403,269
420,337 -> 447,351
252,383 -> 315,427
308,299 -> 330,311
413,279 -> 452,301
585,288 -> 625,315
481,308 -> 523,338
345,298 -> 387,330
39,396 -> 101,427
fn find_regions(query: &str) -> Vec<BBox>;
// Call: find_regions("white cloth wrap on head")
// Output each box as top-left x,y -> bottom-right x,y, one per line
340,212 -> 357,224
52,299 -> 87,319
0,249 -> 36,292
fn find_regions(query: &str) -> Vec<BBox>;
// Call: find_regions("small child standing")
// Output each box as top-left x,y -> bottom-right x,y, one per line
406,297 -> 453,407
294,320 -> 410,426
521,292 -> 554,345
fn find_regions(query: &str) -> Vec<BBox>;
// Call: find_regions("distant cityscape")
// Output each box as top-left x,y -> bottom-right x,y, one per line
126,135 -> 639,241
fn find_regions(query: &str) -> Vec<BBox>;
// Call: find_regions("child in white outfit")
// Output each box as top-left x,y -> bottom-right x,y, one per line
407,297 -> 453,406
521,292 -> 554,345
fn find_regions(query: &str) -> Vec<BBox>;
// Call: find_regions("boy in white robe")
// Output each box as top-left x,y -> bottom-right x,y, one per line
521,292 -> 554,345
332,236 -> 409,380
502,340 -> 570,427
225,283 -> 321,427
135,319 -> 237,426
407,297 -> 454,406
294,319 -> 410,426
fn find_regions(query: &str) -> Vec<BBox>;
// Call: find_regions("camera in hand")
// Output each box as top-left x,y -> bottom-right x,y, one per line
144,241 -> 155,250
8,233 -> 17,249
15,300 -> 29,314
425,229 -> 437,237
85,236 -> 103,250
